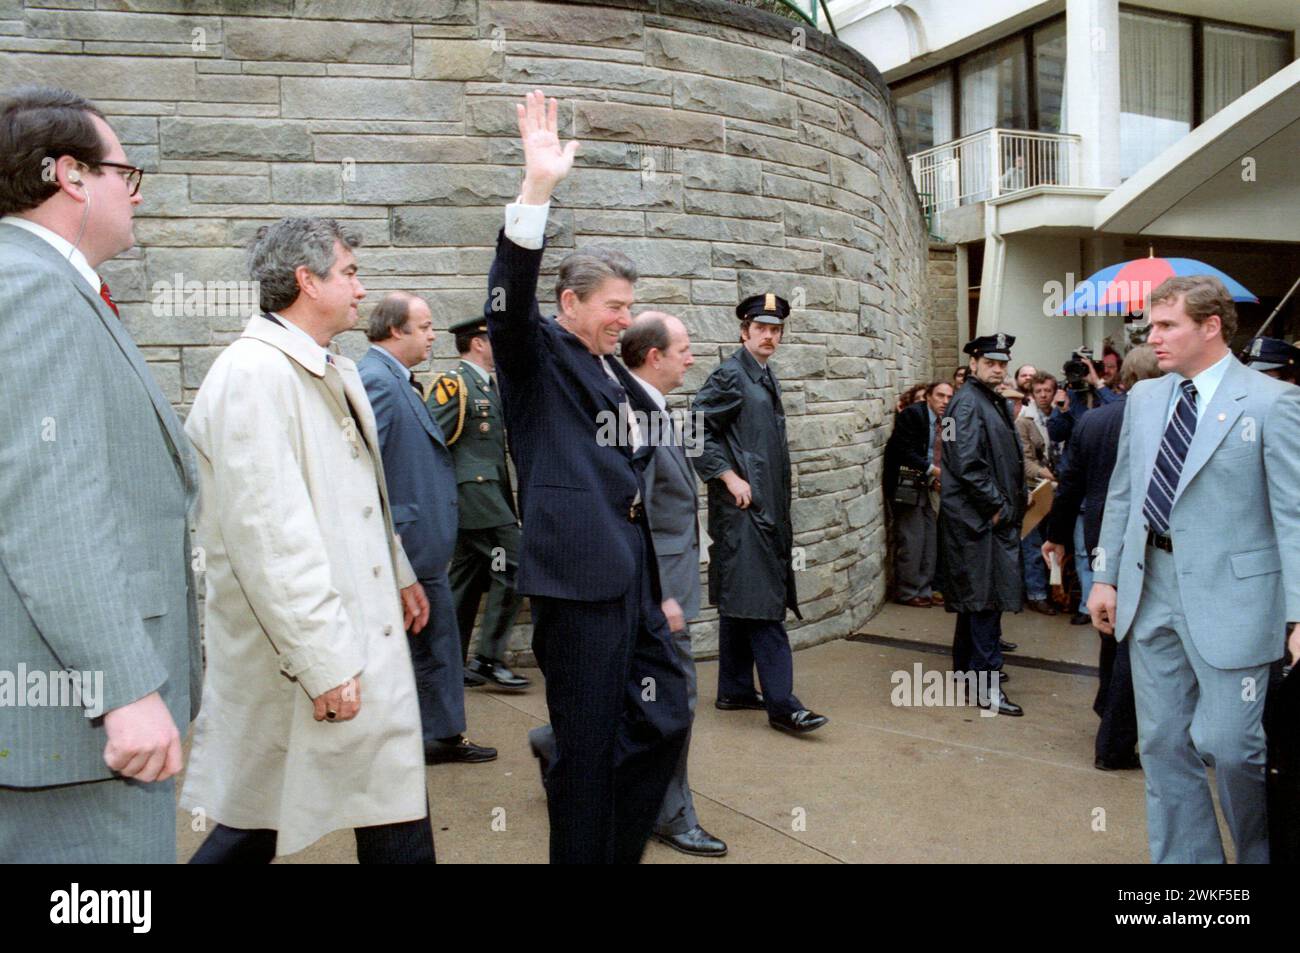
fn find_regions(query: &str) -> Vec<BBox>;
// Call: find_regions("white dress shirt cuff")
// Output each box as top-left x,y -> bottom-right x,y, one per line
504,199 -> 550,249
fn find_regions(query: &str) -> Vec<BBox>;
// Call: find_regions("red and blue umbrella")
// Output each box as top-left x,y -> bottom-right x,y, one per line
1057,256 -> 1257,316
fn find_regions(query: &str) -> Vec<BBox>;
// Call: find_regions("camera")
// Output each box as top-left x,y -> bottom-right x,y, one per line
1063,346 -> 1102,392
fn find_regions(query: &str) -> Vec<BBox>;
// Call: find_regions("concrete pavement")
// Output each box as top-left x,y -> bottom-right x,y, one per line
176,604 -> 1210,863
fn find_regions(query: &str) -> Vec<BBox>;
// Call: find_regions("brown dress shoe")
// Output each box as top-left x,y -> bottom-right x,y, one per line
929,593 -> 944,606
897,596 -> 931,608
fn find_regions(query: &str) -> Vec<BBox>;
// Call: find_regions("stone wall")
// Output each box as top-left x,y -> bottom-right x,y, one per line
927,242 -> 959,380
1,0 -> 933,656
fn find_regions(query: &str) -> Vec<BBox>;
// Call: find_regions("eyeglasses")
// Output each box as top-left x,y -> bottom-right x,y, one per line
94,160 -> 144,197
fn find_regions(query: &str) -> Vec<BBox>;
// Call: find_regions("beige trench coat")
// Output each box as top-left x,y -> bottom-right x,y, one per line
180,315 -> 426,856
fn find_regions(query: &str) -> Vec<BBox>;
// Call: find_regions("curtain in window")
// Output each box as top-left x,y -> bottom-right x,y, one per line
1203,25 -> 1289,118
1034,20 -> 1067,134
1119,12 -> 1193,180
960,38 -> 1026,135
894,69 -> 954,156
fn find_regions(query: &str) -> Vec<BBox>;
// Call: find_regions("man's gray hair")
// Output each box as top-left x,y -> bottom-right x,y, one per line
367,291 -> 417,342
249,217 -> 362,313
555,245 -> 637,310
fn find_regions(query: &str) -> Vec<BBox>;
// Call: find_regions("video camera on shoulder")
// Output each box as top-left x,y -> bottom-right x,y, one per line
1062,346 -> 1102,392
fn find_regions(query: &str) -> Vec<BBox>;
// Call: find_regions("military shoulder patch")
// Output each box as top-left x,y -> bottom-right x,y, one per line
427,370 -> 469,445
430,374 -> 460,406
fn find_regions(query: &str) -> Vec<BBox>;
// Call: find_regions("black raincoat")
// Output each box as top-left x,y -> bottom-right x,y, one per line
691,347 -> 800,622
936,376 -> 1026,613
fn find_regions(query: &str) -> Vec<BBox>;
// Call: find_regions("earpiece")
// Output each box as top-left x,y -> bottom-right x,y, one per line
67,169 -> 81,184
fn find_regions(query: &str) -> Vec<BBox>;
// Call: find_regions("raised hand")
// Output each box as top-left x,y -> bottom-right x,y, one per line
517,89 -> 579,205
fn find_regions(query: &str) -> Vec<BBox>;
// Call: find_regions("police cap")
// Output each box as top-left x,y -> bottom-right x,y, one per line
1243,336 -> 1300,372
736,292 -> 790,325
963,332 -> 1015,363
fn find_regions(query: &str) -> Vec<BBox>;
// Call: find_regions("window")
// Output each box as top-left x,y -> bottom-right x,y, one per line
959,37 -> 1028,135
1203,24 -> 1290,117
893,68 -> 954,156
1119,10 -> 1193,180
1033,19 -> 1067,134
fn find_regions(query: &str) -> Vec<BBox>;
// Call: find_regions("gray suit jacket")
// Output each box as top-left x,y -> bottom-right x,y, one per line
1095,356 -> 1300,669
0,223 -> 200,787
640,407 -> 703,621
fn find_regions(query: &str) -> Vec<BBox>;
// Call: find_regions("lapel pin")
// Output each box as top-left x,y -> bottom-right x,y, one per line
1217,413 -> 1226,422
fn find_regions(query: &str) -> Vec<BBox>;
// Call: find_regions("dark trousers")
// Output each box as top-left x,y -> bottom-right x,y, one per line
893,496 -> 937,601
1095,634 -> 1139,763
530,524 -> 689,864
717,615 -> 802,717
188,813 -> 436,864
409,573 -> 467,744
449,522 -> 525,663
952,610 -> 1004,673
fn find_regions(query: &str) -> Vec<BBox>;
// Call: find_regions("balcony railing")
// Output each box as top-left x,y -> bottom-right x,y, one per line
908,128 -> 1083,217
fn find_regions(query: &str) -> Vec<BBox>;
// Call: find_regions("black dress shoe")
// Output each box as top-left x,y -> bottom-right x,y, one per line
977,691 -> 1023,716
999,639 -> 1018,653
769,709 -> 828,735
463,668 -> 487,688
1070,612 -> 1091,626
715,693 -> 765,711
425,736 -> 498,765
1095,752 -> 1142,771
653,825 -> 728,857
1027,598 -> 1058,616
467,656 -> 531,690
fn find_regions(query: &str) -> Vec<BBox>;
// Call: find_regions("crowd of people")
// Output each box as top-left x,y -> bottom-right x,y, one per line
0,86 -> 829,865
885,297 -> 1300,862
3,80 -> 1298,867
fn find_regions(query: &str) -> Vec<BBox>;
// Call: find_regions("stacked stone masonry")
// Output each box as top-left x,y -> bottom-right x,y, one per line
1,0 -> 933,657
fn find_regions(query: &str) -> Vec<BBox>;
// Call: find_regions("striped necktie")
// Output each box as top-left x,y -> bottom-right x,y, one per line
1142,379 -> 1198,535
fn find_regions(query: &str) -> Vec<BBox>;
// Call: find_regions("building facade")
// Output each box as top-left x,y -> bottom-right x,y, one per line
835,0 -> 1300,375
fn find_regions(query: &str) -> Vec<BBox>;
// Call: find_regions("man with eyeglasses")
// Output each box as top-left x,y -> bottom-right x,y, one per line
0,86 -> 199,863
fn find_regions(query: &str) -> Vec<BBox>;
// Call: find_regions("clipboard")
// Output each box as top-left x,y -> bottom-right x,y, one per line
1020,479 -> 1055,540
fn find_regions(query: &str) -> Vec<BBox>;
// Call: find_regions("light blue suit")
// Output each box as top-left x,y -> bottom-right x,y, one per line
1096,355 -> 1300,863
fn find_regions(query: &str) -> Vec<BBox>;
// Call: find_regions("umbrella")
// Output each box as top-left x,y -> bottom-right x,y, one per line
1057,255 -> 1258,316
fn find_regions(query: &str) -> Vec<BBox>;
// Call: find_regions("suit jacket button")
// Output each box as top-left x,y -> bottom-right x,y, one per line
372,565 -> 381,577
476,475 -> 484,482
1136,562 -> 1143,570
363,505 -> 374,517
383,624 -> 393,636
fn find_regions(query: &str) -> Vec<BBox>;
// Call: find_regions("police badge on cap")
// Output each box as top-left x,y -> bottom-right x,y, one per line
963,332 -> 1016,362
1243,336 -> 1300,372
736,292 -> 791,325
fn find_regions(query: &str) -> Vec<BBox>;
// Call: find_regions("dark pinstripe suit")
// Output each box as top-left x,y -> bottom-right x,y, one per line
486,230 -> 689,863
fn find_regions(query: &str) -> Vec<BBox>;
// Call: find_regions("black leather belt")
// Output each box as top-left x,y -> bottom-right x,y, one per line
627,501 -> 646,523
1146,528 -> 1173,552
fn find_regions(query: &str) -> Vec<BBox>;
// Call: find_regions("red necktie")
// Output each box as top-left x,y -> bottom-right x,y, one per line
99,279 -> 119,318
932,415 -> 943,477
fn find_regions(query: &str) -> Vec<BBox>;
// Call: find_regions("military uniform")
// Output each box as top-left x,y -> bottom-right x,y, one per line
428,318 -> 529,689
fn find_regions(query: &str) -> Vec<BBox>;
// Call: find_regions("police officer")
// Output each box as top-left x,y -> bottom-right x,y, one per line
693,293 -> 828,735
428,316 -> 530,690
1242,336 -> 1300,384
937,333 -> 1026,716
